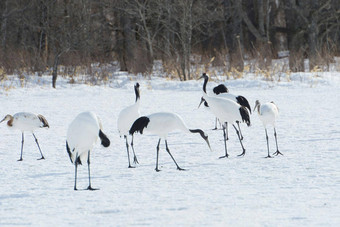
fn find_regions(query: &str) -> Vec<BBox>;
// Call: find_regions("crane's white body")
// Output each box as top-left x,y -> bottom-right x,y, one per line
142,112 -> 189,139
0,112 -> 49,161
5,112 -> 47,132
67,111 -> 103,164
256,102 -> 279,127
254,100 -> 282,157
214,92 -> 238,103
117,83 -> 141,168
130,111 -> 211,171
203,93 -> 246,124
117,99 -> 140,136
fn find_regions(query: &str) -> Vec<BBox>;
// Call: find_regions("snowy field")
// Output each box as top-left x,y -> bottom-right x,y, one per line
0,73 -> 339,226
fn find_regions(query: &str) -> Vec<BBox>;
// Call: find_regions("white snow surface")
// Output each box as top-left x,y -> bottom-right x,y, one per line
0,72 -> 340,226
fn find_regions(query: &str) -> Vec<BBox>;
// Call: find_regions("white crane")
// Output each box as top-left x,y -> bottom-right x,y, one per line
0,112 -> 49,161
129,112 -> 211,172
66,111 -> 110,190
198,73 -> 251,157
254,100 -> 282,158
117,82 -> 140,168
203,83 -> 251,141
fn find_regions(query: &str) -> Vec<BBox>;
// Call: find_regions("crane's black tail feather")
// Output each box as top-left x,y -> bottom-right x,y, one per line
99,130 -> 110,147
236,96 -> 251,114
66,141 -> 73,163
129,116 -> 150,135
239,107 -> 251,126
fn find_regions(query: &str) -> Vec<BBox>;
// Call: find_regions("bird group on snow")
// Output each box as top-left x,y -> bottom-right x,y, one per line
0,73 -> 282,190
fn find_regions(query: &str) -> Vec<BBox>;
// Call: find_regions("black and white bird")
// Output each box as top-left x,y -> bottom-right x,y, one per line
129,112 -> 211,172
66,111 -> 110,190
117,83 -> 140,168
198,73 -> 251,157
204,83 -> 251,141
254,100 -> 282,158
0,112 -> 49,161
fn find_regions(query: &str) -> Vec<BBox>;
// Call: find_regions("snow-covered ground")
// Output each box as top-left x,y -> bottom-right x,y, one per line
0,72 -> 339,226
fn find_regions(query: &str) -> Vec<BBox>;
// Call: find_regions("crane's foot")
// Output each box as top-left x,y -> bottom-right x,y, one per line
87,186 -> 99,191
177,167 -> 186,171
273,150 -> 283,156
17,158 -> 23,161
155,168 -> 161,172
237,150 -> 246,157
74,188 -> 78,191
133,156 -> 139,164
265,155 -> 273,158
219,155 -> 229,159
128,165 -> 136,168
37,156 -> 45,160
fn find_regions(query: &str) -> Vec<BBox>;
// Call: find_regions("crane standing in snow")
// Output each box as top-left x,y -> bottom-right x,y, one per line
117,83 -> 141,168
0,112 -> 49,161
254,100 -> 283,158
66,112 -> 110,190
203,83 -> 251,141
129,112 -> 211,172
198,73 -> 251,157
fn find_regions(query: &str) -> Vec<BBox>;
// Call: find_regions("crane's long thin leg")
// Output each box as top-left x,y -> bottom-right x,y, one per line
87,150 -> 98,190
165,140 -> 185,171
18,133 -> 24,161
213,117 -> 218,130
265,129 -> 272,158
74,154 -> 79,191
155,138 -> 161,172
32,133 -> 45,160
225,122 -> 229,140
237,121 -> 244,140
130,135 -> 139,164
219,124 -> 229,159
125,135 -> 133,168
273,128 -> 283,156
233,125 -> 246,157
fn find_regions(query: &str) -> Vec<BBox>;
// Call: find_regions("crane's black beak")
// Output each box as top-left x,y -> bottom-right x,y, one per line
205,135 -> 212,152
198,97 -> 205,109
197,75 -> 204,80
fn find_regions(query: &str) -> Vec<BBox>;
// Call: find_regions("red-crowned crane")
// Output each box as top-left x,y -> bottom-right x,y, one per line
0,112 -> 49,161
129,112 -> 211,172
254,100 -> 283,158
198,73 -> 251,157
203,83 -> 251,141
66,111 -> 110,190
117,83 -> 140,168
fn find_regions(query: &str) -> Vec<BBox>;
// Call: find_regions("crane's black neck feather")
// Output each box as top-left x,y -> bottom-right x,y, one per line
189,129 -> 207,139
202,73 -> 208,93
236,96 -> 252,114
239,107 -> 251,126
99,130 -> 110,147
134,83 -> 140,102
129,116 -> 150,135
189,129 -> 211,150
213,84 -> 229,94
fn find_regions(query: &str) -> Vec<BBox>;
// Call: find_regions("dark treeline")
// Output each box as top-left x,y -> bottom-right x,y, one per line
0,0 -> 339,82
